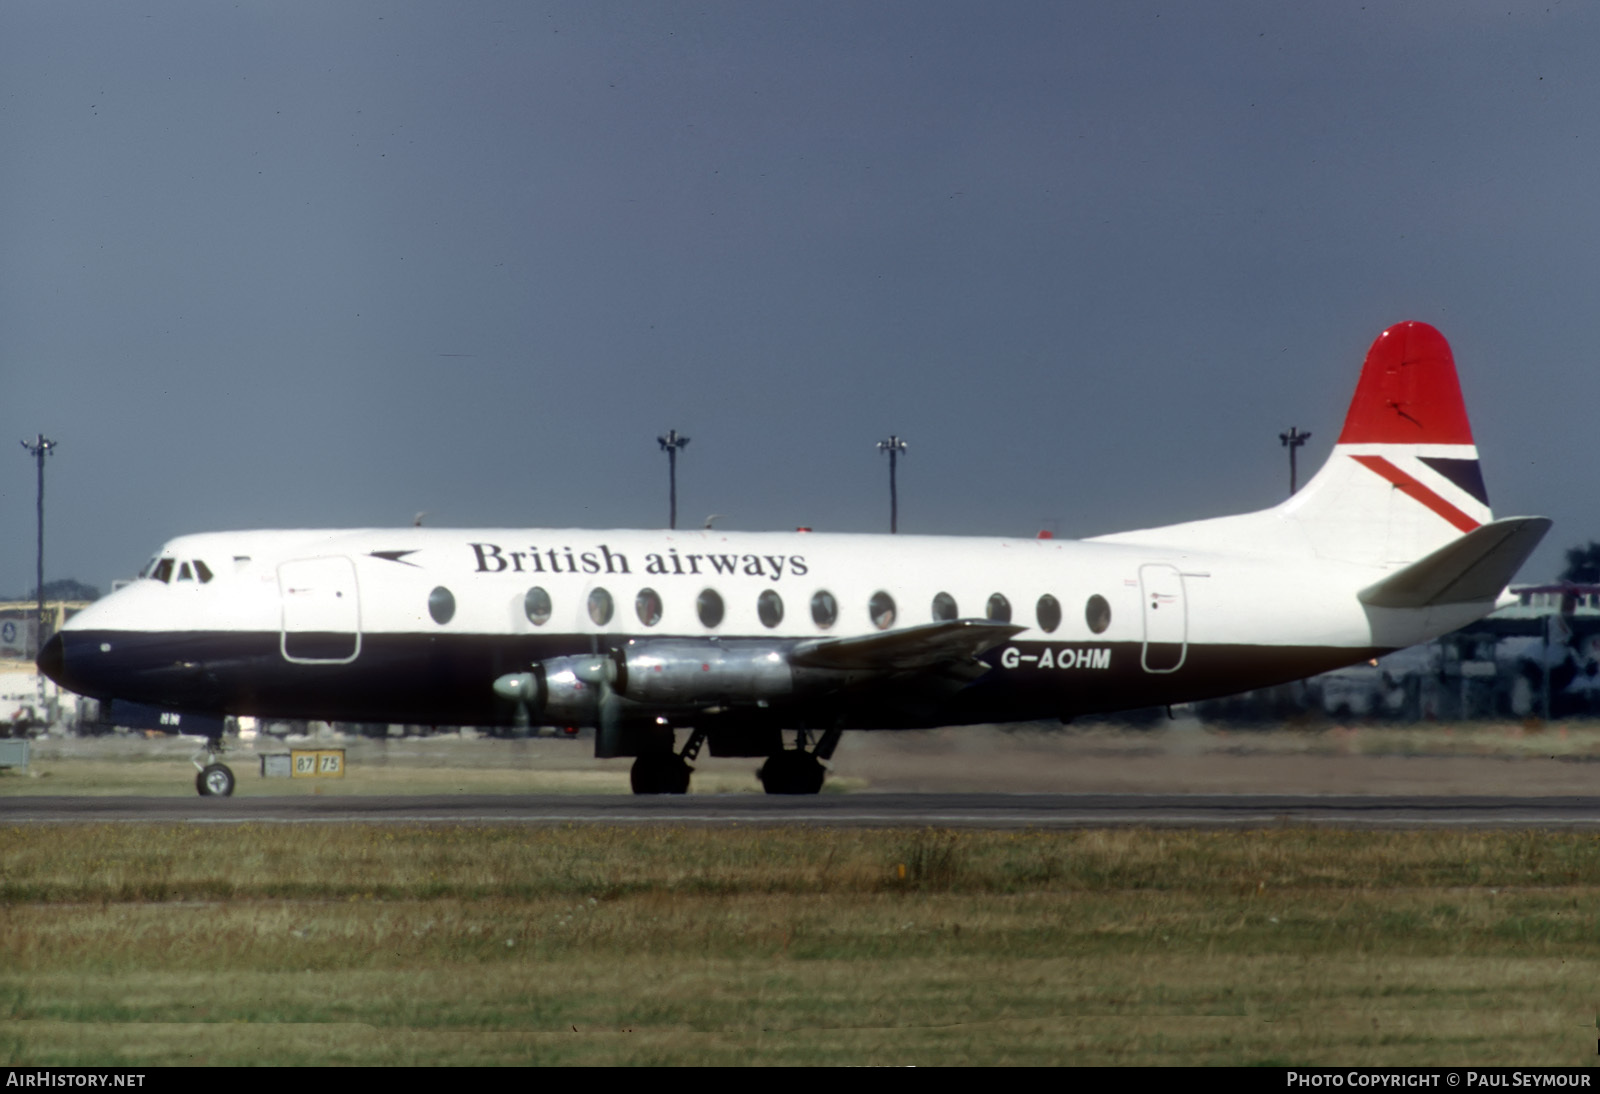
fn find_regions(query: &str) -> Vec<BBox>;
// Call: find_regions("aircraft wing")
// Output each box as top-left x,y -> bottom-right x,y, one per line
1358,516 -> 1552,609
789,619 -> 1026,672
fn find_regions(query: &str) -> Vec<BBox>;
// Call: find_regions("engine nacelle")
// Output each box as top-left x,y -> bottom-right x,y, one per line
493,654 -> 611,724
607,638 -> 794,708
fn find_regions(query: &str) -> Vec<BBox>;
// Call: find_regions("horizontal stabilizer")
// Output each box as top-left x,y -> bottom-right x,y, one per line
1358,517 -> 1552,609
791,619 -> 1026,672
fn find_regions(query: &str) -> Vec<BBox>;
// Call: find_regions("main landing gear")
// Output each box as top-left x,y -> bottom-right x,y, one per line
626,727 -> 842,796
758,728 -> 841,796
194,739 -> 235,798
629,752 -> 692,795
628,726 -> 703,795
758,749 -> 825,795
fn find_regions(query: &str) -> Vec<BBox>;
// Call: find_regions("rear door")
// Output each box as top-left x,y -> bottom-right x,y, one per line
1139,563 -> 1187,673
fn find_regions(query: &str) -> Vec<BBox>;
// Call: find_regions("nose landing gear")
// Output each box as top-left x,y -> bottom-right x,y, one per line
194,740 -> 235,797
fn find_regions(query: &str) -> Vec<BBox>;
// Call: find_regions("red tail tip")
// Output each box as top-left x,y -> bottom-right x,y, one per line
1337,321 -> 1474,446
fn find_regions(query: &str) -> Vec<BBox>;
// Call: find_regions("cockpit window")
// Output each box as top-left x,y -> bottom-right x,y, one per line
176,562 -> 194,583
193,560 -> 214,584
151,559 -> 175,584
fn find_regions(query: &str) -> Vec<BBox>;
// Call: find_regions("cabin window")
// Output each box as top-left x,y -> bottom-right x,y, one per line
869,591 -> 896,630
1036,594 -> 1061,633
636,588 -> 663,627
428,586 -> 456,625
811,590 -> 838,629
1086,594 -> 1111,634
697,588 -> 725,628
524,587 -> 552,626
986,593 -> 1012,623
931,592 -> 958,622
587,588 -> 614,627
193,560 -> 214,584
757,589 -> 784,628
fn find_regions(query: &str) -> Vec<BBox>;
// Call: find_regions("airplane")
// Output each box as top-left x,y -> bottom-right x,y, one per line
38,321 -> 1549,797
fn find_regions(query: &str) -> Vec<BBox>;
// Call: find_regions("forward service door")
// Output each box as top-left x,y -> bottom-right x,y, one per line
279,556 -> 361,663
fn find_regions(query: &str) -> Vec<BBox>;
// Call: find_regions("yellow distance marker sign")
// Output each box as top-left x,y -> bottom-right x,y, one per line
290,749 -> 345,778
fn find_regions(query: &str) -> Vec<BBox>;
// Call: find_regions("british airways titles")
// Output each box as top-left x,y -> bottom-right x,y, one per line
470,542 -> 808,583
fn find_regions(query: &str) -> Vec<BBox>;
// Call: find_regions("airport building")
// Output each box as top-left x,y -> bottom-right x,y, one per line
0,600 -> 91,733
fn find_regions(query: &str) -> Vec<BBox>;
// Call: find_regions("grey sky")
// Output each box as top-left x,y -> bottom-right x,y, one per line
3,1 -> 1595,597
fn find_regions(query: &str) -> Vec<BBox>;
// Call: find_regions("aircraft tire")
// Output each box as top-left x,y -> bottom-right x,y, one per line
629,754 -> 690,795
196,763 -> 236,798
758,751 -> 825,796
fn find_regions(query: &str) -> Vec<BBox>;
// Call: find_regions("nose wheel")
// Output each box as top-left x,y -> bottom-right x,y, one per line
195,763 -> 236,797
193,739 -> 236,797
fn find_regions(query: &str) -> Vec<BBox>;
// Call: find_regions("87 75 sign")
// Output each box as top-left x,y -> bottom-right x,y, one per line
290,750 -> 345,778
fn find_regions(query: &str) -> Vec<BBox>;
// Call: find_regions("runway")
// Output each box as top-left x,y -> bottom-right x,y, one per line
5,791 -> 1600,827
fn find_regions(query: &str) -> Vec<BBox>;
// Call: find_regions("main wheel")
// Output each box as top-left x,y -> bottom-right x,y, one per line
758,750 -> 825,795
196,763 -> 235,798
629,754 -> 691,795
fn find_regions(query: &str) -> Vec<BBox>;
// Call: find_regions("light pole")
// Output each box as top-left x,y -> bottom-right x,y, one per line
876,435 -> 907,533
21,434 -> 56,655
657,429 -> 690,529
1279,426 -> 1310,496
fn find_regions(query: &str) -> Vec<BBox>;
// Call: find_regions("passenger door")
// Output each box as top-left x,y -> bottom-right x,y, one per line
1139,563 -> 1187,673
279,557 -> 361,663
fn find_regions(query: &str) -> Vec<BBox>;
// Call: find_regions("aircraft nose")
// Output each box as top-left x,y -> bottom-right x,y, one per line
37,633 -> 65,687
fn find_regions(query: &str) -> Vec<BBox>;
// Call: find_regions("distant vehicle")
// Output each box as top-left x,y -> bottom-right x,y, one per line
40,322 -> 1547,797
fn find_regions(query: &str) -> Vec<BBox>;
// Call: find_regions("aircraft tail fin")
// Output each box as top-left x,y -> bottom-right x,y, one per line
1284,320 -> 1494,566
1091,322 -> 1529,574
1280,319 -> 1504,569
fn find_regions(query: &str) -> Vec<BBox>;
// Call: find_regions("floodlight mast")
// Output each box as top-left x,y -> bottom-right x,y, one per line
876,435 -> 907,533
1279,426 -> 1311,496
21,435 -> 56,655
657,429 -> 690,530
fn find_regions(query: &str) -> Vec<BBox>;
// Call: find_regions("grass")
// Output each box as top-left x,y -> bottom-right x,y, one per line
2,824 -> 1599,1064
